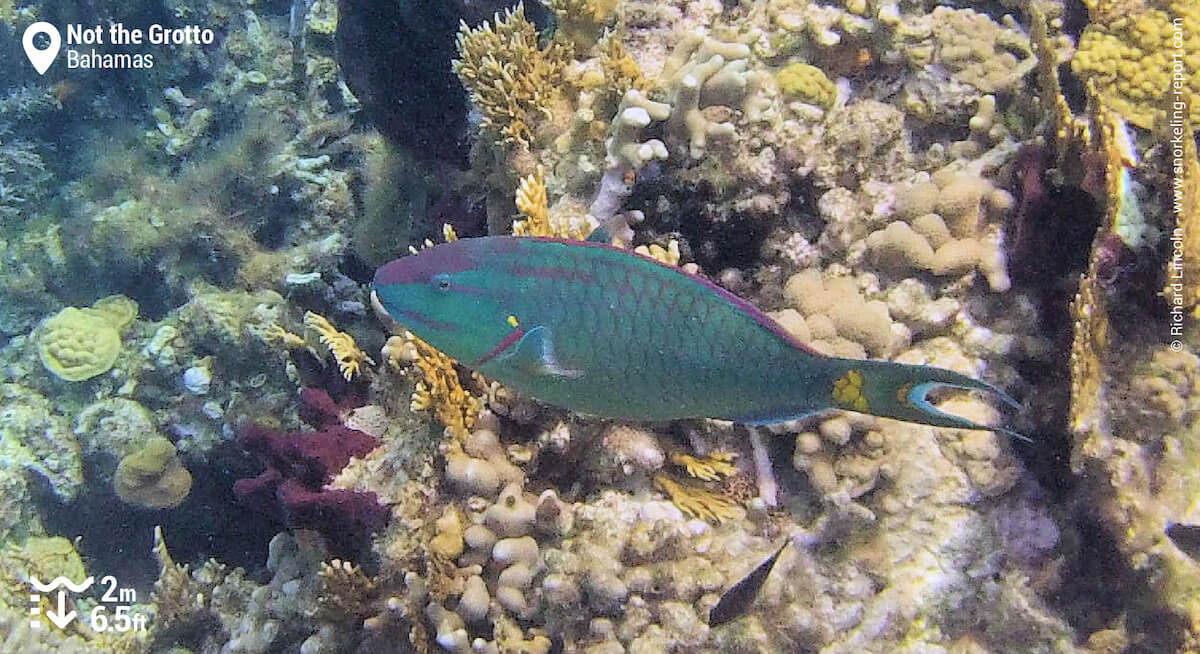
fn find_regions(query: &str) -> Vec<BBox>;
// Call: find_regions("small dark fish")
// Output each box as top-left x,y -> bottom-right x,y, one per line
1166,522 -> 1200,558
708,539 -> 790,627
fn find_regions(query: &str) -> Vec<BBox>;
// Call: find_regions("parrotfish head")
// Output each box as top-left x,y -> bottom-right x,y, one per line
372,239 -> 516,365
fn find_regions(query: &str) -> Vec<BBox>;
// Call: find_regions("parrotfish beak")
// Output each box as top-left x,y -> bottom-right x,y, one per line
369,290 -> 400,332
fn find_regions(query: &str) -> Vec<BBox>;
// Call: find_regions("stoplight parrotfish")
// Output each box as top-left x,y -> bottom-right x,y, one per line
372,236 -> 1024,439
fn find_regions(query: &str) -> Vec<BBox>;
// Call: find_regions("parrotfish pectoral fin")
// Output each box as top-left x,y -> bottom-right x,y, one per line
500,325 -> 583,378
830,358 -> 1029,442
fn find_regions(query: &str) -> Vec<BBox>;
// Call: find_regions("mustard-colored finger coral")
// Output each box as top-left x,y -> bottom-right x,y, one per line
1072,0 -> 1200,128
113,436 -> 193,509
36,295 -> 138,381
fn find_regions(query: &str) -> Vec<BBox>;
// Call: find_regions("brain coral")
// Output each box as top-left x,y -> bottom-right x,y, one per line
1072,0 -> 1200,128
36,295 -> 138,381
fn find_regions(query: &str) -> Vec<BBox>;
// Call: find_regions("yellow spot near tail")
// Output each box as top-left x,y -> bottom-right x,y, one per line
507,315 -> 520,327
833,370 -> 870,412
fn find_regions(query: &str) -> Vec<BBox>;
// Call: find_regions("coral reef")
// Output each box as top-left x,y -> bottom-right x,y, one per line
0,0 -> 1194,651
0,384 -> 83,542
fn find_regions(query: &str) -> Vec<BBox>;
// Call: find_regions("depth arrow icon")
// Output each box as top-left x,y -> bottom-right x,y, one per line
45,591 -> 75,629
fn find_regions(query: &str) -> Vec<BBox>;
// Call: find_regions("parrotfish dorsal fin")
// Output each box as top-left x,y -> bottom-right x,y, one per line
585,227 -> 611,244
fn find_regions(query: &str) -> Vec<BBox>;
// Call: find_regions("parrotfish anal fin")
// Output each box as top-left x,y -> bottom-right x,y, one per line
500,325 -> 583,378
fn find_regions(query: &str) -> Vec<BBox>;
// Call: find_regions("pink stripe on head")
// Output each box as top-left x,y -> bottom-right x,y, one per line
474,326 -> 525,366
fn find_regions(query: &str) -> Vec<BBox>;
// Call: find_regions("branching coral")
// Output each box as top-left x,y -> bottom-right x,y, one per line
304,311 -> 374,381
661,35 -> 753,159
452,3 -> 569,148
547,0 -> 618,53
316,558 -> 380,624
670,451 -> 737,482
652,474 -> 741,523
397,330 -> 486,439
865,170 -> 1014,292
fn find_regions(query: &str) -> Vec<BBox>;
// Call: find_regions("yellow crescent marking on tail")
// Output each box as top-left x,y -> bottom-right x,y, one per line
507,315 -> 520,328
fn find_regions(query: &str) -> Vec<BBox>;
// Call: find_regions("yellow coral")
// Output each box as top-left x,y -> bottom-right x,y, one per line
547,0 -> 617,51
653,474 -> 741,523
599,35 -> 648,96
88,295 -> 139,331
634,240 -> 682,266
1072,0 -> 1200,128
513,166 -> 593,240
452,3 -> 569,148
37,295 -> 138,381
263,323 -> 306,349
114,436 -> 192,509
1030,5 -> 1087,160
777,62 -> 837,109
304,311 -> 374,381
513,166 -> 551,236
403,330 -> 483,438
1,536 -> 87,630
1069,101 -> 1120,439
671,451 -> 738,481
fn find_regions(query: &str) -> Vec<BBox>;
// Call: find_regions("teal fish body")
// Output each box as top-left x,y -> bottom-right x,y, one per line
373,236 -> 1020,435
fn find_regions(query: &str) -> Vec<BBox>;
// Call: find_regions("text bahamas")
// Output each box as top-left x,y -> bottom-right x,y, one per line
68,49 -> 154,69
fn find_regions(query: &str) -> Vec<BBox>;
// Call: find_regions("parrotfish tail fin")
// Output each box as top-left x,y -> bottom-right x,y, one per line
829,358 -> 1030,442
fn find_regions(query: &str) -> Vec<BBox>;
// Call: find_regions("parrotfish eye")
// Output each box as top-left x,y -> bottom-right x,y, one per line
433,274 -> 451,291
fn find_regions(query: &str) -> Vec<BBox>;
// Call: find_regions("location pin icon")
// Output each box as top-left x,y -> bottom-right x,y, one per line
23,22 -> 61,76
